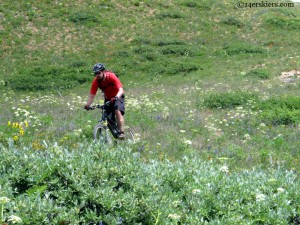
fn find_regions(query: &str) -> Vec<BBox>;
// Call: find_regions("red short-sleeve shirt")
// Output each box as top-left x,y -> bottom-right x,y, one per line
90,71 -> 122,99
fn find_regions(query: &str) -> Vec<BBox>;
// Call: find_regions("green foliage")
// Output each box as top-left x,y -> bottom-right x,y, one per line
202,91 -> 258,109
223,43 -> 265,55
245,68 -> 271,79
265,16 -> 300,30
160,45 -> 202,56
256,96 -> 300,125
5,66 -> 90,91
157,11 -> 185,19
1,144 -> 300,224
69,11 -> 99,25
221,16 -> 244,28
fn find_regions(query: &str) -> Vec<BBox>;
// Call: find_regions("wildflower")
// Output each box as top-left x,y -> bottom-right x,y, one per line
19,129 -> 24,136
192,189 -> 201,194
259,123 -> 266,127
277,187 -> 285,193
7,215 -> 22,224
168,214 -> 181,220
24,120 -> 29,127
179,130 -> 186,133
134,133 -> 141,142
220,166 -> 229,173
7,121 -> 11,126
13,136 -> 19,141
244,134 -> 251,140
256,193 -> 266,202
0,197 -> 10,204
183,139 -> 192,145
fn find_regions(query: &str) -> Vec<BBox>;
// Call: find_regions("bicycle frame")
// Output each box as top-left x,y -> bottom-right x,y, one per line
89,102 -> 135,143
93,104 -> 120,139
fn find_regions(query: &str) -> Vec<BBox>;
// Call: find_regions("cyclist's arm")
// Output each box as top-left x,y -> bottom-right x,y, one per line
115,87 -> 124,99
86,94 -> 96,106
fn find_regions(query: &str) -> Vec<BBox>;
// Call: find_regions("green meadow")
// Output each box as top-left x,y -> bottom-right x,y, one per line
0,0 -> 300,224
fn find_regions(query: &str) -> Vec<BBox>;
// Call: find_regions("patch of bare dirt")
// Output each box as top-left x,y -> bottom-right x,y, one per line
279,70 -> 300,83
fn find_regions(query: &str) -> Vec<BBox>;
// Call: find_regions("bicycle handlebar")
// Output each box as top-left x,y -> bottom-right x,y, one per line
87,101 -> 111,110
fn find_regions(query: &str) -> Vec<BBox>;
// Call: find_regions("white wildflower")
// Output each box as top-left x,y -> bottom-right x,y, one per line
0,197 -> 10,204
277,187 -> 285,193
8,215 -> 22,224
244,134 -> 251,140
192,189 -> 201,194
259,123 -> 266,127
256,193 -> 266,202
168,214 -> 181,220
220,166 -> 229,173
183,139 -> 192,145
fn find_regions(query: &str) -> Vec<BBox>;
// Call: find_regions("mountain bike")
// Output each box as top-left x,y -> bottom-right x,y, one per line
88,102 -> 135,144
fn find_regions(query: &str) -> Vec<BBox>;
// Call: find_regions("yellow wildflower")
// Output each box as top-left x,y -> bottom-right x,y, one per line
24,120 -> 29,127
13,136 -> 19,141
8,121 -> 11,126
19,129 -> 24,136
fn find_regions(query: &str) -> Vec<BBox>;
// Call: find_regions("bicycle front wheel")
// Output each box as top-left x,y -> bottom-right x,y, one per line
93,124 -> 112,144
124,126 -> 135,143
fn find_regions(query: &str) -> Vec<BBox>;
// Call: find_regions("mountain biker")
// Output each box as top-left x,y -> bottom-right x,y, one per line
84,63 -> 125,140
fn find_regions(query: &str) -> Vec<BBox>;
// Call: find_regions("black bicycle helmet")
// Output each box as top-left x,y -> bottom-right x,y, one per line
93,63 -> 105,73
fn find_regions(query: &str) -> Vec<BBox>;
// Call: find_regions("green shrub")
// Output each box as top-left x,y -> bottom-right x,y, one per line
256,96 -> 300,110
1,144 -> 300,224
223,43 -> 265,55
221,16 -> 244,28
181,1 -> 211,10
265,16 -> 300,30
69,11 -> 99,25
203,91 -> 258,109
6,66 -> 90,91
157,11 -> 185,19
160,45 -> 202,56
256,96 -> 300,125
245,68 -> 271,79
259,108 -> 300,125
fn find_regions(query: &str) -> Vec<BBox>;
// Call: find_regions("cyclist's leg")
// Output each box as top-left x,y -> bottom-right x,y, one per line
114,96 -> 125,139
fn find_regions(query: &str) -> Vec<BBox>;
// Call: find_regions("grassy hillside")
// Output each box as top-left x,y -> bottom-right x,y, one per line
0,0 -> 300,224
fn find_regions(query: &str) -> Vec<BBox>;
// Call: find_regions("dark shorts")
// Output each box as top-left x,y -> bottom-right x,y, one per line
105,95 -> 125,116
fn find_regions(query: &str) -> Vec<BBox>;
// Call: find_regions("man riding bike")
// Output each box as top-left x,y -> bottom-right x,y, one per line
84,63 -> 125,140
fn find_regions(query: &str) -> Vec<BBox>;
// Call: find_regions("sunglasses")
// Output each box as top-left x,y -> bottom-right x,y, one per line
94,72 -> 101,76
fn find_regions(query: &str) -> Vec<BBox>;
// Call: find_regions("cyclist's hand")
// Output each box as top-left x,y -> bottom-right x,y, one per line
110,96 -> 118,103
84,105 -> 90,111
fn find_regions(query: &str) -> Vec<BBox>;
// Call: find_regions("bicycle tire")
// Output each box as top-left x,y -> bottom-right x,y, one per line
124,126 -> 135,143
93,124 -> 112,144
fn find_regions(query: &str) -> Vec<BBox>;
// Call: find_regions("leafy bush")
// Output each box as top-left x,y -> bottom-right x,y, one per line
181,1 -> 211,10
223,43 -> 265,55
265,16 -> 300,30
256,96 -> 300,125
203,91 -> 258,109
245,68 -> 271,79
157,11 -> 185,19
160,45 -> 202,56
132,38 -> 186,46
69,12 -> 99,25
6,66 -> 90,91
221,16 -> 244,28
1,143 -> 300,224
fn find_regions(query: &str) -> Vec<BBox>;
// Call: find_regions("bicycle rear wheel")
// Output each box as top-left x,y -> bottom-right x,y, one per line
124,126 -> 135,143
93,124 -> 112,144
